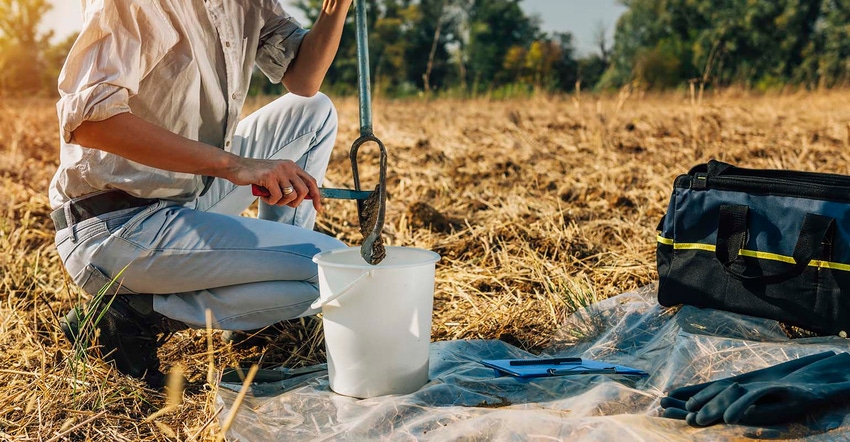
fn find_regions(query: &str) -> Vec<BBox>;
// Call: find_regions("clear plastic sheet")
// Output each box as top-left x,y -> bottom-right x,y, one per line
217,285 -> 850,441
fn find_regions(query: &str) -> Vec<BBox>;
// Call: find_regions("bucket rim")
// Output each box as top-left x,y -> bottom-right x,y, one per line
313,246 -> 441,269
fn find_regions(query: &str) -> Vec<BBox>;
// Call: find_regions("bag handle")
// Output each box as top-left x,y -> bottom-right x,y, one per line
715,204 -> 834,283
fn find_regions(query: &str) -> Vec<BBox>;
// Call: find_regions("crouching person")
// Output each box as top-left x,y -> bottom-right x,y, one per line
50,0 -> 352,388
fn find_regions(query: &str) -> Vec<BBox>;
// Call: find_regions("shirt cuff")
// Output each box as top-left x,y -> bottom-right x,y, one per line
256,27 -> 308,83
57,83 -> 131,143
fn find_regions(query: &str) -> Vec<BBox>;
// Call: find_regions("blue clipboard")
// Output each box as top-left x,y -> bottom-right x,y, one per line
480,357 -> 648,378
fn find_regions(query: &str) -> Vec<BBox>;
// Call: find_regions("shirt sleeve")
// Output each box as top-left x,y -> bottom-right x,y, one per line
256,3 -> 308,84
56,1 -> 178,143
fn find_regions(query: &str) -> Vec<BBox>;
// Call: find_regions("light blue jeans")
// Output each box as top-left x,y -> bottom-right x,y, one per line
54,93 -> 347,330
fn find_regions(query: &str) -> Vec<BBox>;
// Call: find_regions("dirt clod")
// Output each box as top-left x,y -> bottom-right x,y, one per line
406,201 -> 455,233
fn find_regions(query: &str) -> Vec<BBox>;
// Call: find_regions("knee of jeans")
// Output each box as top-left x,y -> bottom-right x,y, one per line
309,92 -> 338,130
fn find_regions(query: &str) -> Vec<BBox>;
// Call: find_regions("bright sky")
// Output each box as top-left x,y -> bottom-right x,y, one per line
525,0 -> 627,55
43,0 -> 626,55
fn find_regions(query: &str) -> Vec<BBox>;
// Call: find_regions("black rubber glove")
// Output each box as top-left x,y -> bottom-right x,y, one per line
660,351 -> 844,426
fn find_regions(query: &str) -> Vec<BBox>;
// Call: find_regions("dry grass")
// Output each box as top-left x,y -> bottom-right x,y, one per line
3,88 -> 850,440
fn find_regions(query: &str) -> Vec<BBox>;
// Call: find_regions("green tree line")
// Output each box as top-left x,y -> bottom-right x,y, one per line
3,0 -> 850,97
253,0 -> 588,97
603,0 -> 850,90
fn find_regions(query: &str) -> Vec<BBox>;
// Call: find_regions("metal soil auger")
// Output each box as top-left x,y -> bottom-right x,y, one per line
349,0 -> 387,265
253,0 -> 387,264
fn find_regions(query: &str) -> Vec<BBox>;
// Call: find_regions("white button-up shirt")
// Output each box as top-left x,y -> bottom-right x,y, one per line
49,0 -> 307,209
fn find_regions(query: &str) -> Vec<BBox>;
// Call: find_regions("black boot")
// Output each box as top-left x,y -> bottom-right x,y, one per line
60,295 -> 187,389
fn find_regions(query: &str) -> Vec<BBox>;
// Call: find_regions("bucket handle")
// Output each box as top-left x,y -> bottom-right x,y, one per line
310,269 -> 374,309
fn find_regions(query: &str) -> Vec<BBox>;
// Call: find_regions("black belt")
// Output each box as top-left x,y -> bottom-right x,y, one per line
51,190 -> 159,231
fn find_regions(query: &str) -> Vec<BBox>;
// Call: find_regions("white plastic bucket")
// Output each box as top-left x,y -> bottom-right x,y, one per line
311,246 -> 441,398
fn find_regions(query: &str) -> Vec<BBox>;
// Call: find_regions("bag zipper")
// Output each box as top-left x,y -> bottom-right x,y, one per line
679,171 -> 850,204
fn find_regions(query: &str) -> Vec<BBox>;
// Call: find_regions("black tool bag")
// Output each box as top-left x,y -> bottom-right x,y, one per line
656,160 -> 850,336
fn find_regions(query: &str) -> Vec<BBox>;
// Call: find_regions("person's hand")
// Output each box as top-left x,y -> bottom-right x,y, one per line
229,157 -> 322,211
